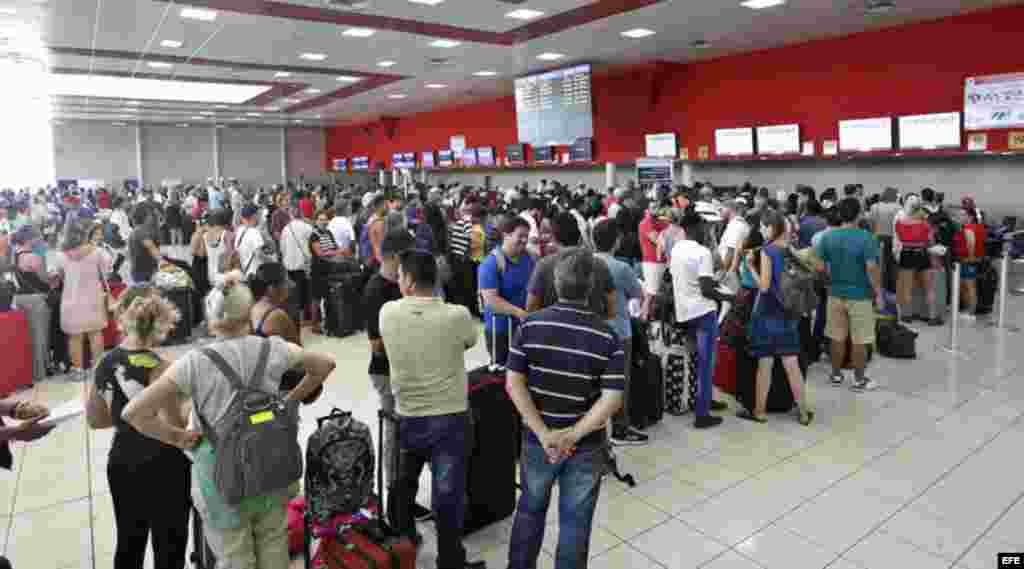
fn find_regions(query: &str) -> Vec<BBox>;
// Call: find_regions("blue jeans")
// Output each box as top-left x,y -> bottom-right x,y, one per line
508,437 -> 607,569
390,412 -> 472,569
683,310 -> 719,418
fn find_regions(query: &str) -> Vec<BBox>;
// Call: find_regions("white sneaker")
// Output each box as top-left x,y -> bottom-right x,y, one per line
851,377 -> 879,391
959,312 -> 977,321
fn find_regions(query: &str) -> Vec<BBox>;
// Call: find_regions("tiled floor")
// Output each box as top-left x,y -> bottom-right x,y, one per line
4,284 -> 1023,568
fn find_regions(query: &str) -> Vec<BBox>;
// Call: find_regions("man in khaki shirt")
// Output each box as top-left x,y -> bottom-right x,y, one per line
379,249 -> 484,569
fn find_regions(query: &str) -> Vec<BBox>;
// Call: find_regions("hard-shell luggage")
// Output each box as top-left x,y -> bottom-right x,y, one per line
629,319 -> 664,429
162,287 -> 194,345
713,341 -> 738,396
734,349 -> 807,414
325,274 -> 363,338
0,310 -> 33,393
976,261 -> 998,315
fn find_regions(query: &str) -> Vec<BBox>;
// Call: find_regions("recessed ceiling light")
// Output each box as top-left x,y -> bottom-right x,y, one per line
740,0 -> 786,9
425,83 -> 446,89
274,71 -> 292,78
536,52 -> 565,61
429,39 -> 461,48
49,76 -> 270,104
147,61 -> 173,69
123,107 -> 139,112
179,123 -> 190,127
378,60 -> 397,67
387,94 -> 407,99
216,124 -> 226,128
216,104 -> 229,109
160,39 -> 184,48
621,28 -> 656,38
119,114 -> 133,119
506,8 -> 545,20
0,7 -> 17,15
342,27 -> 376,37
299,53 -> 327,61
408,0 -> 444,5
180,7 -> 217,21
305,88 -> 321,94
235,117 -> 246,120
336,75 -> 362,82
246,112 -> 262,116
473,70 -> 498,77
294,119 -> 304,123
265,106 -> 280,111
191,115 -> 204,120
285,98 -> 301,104
200,111 -> 214,115
112,122 -> 127,126
127,100 -> 141,105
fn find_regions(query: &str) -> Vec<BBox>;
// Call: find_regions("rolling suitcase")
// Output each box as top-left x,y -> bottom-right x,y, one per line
976,261 -> 998,315
162,287 -> 194,345
712,341 -> 738,396
304,408 -> 416,569
629,319 -> 664,429
0,310 -> 33,394
325,273 -> 363,338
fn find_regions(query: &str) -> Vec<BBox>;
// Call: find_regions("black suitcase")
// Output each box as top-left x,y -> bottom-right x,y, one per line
976,261 -> 998,315
464,364 -> 519,535
734,344 -> 808,414
324,273 -> 363,337
629,320 -> 664,429
162,287 -> 194,345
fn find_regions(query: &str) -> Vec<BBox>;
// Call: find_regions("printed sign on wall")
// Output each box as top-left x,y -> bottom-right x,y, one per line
1009,131 -> 1024,150
697,145 -> 710,160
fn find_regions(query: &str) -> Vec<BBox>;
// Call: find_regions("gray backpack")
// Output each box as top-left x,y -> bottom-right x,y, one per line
195,340 -> 303,505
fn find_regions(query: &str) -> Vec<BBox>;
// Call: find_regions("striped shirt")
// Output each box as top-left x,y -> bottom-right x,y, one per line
506,302 -> 625,448
311,227 -> 339,256
449,219 -> 471,258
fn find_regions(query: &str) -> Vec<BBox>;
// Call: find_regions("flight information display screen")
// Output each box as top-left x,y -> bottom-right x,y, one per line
514,64 -> 593,147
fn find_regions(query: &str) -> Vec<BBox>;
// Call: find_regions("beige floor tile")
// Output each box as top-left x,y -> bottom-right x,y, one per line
701,550 -> 765,569
735,525 -> 841,569
843,530 -> 949,569
779,488 -> 903,555
958,534 -> 1024,569
627,471 -> 709,515
628,518 -> 728,569
588,542 -> 664,569
6,497 -> 91,568
0,446 -> 25,517
12,436 -> 89,514
0,516 -> 7,555
592,491 -> 670,541
541,522 -> 621,559
670,457 -> 752,496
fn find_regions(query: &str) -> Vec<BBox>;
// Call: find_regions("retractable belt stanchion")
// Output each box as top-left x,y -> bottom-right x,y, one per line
997,231 -> 1024,332
938,262 -> 969,358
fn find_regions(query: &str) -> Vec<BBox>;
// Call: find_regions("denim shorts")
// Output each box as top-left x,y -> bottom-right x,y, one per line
960,263 -> 978,280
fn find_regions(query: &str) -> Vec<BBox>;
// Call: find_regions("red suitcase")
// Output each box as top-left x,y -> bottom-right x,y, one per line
0,310 -> 33,394
713,341 -> 738,395
314,525 -> 416,569
103,282 -> 126,349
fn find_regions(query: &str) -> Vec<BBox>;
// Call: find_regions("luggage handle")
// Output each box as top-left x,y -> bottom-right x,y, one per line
488,313 -> 515,373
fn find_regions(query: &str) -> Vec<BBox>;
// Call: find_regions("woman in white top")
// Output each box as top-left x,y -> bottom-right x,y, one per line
123,272 -> 335,569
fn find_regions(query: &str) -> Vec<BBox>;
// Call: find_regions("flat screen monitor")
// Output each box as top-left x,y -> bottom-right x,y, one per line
898,112 -> 961,150
438,150 -> 454,168
570,137 -> 593,162
965,74 -> 1024,130
714,128 -> 754,156
514,64 -> 593,146
391,152 -> 404,168
421,151 -> 435,169
644,133 -> 677,158
333,159 -> 347,172
756,124 -> 800,155
533,145 -> 554,163
403,152 -> 416,168
839,117 -> 893,152
462,148 -> 478,167
477,147 -> 495,166
506,144 -> 526,165
636,158 -> 673,184
351,156 -> 369,170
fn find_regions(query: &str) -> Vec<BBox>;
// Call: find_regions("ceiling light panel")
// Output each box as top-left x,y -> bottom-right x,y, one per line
408,0 -> 444,5
741,0 -> 786,8
429,39 -> 461,48
49,75 -> 270,104
425,83 -> 446,89
299,53 -> 327,61
0,7 -> 17,15
336,75 -> 362,82
274,71 -> 292,78
536,52 -> 565,61
180,7 -> 217,21
305,88 -> 321,94
473,70 -> 498,77
147,61 -> 173,69
378,60 -> 396,67
506,9 -> 545,20
160,39 -> 184,48
387,94 -> 407,99
621,28 -> 656,38
342,27 -> 376,37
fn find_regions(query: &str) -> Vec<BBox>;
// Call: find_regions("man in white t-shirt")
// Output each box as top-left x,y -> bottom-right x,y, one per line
717,198 -> 750,292
519,198 -> 542,258
327,209 -> 355,255
235,205 -> 268,277
670,211 -> 734,430
281,215 -> 314,322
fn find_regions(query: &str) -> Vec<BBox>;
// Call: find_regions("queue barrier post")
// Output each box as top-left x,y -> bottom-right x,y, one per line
938,262 -> 969,358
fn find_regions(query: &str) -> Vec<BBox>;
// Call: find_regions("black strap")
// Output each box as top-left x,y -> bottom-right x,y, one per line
194,339 -> 273,444
254,307 -> 286,337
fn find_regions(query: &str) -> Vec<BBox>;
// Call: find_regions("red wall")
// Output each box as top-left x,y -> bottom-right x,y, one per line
326,4 -> 1024,166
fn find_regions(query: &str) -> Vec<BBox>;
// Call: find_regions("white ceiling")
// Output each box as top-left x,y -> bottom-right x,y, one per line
0,0 -> 1015,127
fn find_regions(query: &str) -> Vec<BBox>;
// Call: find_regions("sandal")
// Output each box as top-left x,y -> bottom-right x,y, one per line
798,409 -> 815,427
736,409 -> 768,423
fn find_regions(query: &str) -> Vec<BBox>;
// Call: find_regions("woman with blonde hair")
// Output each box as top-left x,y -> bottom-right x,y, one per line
86,286 -> 191,569
894,195 -> 939,324
123,271 -> 336,569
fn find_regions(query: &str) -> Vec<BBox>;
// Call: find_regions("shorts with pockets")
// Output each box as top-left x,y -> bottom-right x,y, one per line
960,263 -> 978,280
825,297 -> 876,345
899,249 -> 931,272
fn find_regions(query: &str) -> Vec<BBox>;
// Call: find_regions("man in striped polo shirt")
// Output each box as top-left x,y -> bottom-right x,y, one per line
505,249 -> 624,569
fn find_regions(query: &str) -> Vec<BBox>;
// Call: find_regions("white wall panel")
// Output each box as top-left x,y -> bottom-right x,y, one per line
220,126 -> 283,187
141,124 -> 215,186
53,122 -> 137,185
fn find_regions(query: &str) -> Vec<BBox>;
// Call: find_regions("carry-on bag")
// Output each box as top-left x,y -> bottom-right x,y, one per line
0,310 -> 33,393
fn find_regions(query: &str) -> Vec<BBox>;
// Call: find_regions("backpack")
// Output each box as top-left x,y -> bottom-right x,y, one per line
775,247 -> 820,319
304,408 -> 375,521
102,221 -> 125,249
928,209 -> 959,249
877,319 -> 917,359
11,252 -> 50,295
194,340 -> 303,505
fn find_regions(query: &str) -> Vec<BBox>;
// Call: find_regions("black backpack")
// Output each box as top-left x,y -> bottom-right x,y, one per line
877,319 -> 917,359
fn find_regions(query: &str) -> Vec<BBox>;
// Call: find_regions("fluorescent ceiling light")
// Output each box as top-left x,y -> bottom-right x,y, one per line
147,61 -> 173,69
425,83 -> 446,89
215,104 -> 229,108
112,122 -> 127,126
191,115 -> 204,120
265,106 -> 279,111
0,7 -> 17,15
127,100 -> 141,105
305,88 -> 321,94
246,112 -> 262,116
336,75 -> 362,82
740,0 -> 786,8
294,119 -> 304,123
200,111 -> 214,115
123,107 -> 139,112
274,71 -> 292,78
429,39 -> 461,48
48,75 -> 270,104
408,0 -> 444,5
621,28 -> 656,38
299,53 -> 327,61
178,123 -> 190,127
342,27 -> 376,37
506,9 -> 545,20
180,7 -> 217,21
536,52 -> 564,61
387,94 -> 407,99
216,124 -> 226,128
378,60 -> 396,67
160,39 -> 184,48
473,70 -> 498,77
285,98 -> 301,103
